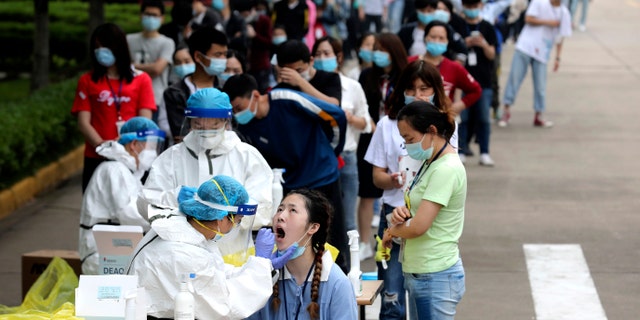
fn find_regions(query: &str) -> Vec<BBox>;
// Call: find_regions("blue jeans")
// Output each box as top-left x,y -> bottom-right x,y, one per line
570,0 -> 589,25
376,203 -> 407,319
340,151 -> 358,231
404,259 -> 466,320
459,88 -> 493,154
387,0 -> 405,34
503,49 -> 548,113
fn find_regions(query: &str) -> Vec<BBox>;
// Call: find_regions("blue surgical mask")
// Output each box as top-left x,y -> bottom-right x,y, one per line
273,35 -> 287,45
199,55 -> 227,76
417,11 -> 435,25
404,94 -> 415,105
219,72 -> 233,82
313,57 -> 338,72
174,63 -> 196,78
234,95 -> 256,125
433,9 -> 451,23
212,0 -> 225,11
358,48 -> 373,63
277,231 -> 312,261
426,41 -> 448,56
373,50 -> 391,68
463,8 -> 481,19
95,47 -> 115,67
406,134 -> 434,160
141,15 -> 162,32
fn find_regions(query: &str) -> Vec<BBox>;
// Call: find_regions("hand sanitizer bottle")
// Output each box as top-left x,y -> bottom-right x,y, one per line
174,274 -> 194,320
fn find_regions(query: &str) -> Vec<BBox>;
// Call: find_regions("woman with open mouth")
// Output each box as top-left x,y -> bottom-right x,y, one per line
247,189 -> 358,320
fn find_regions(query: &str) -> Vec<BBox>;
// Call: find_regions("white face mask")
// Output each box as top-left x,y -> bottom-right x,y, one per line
195,128 -> 225,150
137,149 -> 157,171
299,68 -> 312,81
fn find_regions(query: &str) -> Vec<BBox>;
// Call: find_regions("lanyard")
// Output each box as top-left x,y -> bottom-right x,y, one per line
106,77 -> 124,121
283,262 -> 316,320
404,140 -> 449,211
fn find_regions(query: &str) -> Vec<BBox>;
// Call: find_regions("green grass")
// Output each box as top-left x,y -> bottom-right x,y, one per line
0,78 -> 30,102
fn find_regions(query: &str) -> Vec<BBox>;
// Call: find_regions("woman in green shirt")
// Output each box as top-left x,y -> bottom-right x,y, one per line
382,101 -> 467,320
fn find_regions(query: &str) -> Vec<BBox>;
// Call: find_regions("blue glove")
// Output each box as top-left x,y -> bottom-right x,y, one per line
255,228 -> 275,259
270,243 -> 298,269
177,186 -> 197,204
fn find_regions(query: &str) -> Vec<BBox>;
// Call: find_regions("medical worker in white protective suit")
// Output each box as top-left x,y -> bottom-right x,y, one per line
79,117 -> 165,274
140,87 -> 273,229
127,175 -> 297,319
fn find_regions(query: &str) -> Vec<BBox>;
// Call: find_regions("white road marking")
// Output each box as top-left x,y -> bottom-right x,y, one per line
524,244 -> 607,320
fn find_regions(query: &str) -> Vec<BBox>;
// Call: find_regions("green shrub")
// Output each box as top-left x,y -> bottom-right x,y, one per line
0,76 -> 83,189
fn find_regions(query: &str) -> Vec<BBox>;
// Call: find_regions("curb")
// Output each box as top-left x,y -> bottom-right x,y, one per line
0,146 -> 84,221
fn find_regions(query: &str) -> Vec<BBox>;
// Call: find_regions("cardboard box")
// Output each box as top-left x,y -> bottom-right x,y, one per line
22,249 -> 82,298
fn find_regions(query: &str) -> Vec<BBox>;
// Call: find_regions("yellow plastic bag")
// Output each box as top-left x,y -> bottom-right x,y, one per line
0,257 -> 82,319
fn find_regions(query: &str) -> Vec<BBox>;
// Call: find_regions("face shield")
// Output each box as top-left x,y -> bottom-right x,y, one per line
119,129 -> 166,173
180,107 -> 231,151
193,195 -> 258,266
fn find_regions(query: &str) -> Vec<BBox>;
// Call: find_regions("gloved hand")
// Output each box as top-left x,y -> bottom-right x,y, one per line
177,186 -> 197,204
270,243 -> 298,269
375,235 -> 391,262
255,228 -> 276,259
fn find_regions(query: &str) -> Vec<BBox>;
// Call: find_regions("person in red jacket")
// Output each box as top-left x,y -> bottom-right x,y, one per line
71,23 -> 156,192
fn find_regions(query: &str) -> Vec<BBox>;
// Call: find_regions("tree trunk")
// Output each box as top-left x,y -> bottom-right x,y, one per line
88,0 -> 105,37
31,0 -> 49,92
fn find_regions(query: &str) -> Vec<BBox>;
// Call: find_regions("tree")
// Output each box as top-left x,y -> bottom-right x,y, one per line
88,0 -> 105,37
31,0 -> 49,92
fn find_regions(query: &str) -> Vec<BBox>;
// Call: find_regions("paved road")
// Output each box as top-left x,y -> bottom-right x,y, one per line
1,0 -> 639,318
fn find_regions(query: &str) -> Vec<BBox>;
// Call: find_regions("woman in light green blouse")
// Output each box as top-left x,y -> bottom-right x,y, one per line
382,100 -> 467,320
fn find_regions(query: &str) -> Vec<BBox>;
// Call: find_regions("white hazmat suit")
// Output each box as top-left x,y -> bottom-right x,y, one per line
127,214 -> 273,319
140,130 -> 273,229
79,142 -> 151,275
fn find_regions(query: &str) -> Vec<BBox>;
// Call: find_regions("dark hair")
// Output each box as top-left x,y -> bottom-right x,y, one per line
187,26 -> 229,59
141,0 -> 165,14
173,44 -> 190,60
232,0 -> 255,12
89,23 -> 133,83
461,0 -> 482,5
355,32 -> 376,65
397,101 -> 456,141
424,20 -> 453,43
271,189 -> 333,319
311,36 -> 343,65
273,24 -> 287,33
276,40 -> 311,66
362,33 -> 408,112
222,73 -> 257,100
438,0 -> 454,12
415,0 -> 439,9
171,0 -> 194,26
387,60 -> 451,119
227,49 -> 247,73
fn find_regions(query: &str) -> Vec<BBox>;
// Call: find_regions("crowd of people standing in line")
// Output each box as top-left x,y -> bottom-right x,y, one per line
72,0 -> 582,318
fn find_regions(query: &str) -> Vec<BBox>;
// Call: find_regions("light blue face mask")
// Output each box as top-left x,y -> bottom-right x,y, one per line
358,48 -> 373,63
373,50 -> 391,68
273,35 -> 287,45
212,0 -> 225,11
406,134 -> 434,161
95,47 -> 115,67
433,9 -> 451,23
141,15 -> 162,32
277,230 -> 313,261
199,55 -> 227,76
234,95 -> 256,125
174,63 -> 196,78
313,57 -> 338,72
463,8 -> 481,19
404,94 -> 415,105
417,11 -> 435,25
426,41 -> 448,56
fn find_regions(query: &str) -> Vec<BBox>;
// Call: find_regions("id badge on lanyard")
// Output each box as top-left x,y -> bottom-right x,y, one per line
107,78 -> 124,133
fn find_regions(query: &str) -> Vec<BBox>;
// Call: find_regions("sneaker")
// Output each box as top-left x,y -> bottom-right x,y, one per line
479,153 -> 495,166
579,24 -> 586,32
464,148 -> 474,156
371,214 -> 380,228
359,242 -> 374,261
459,154 -> 467,164
497,109 -> 510,127
533,117 -> 554,128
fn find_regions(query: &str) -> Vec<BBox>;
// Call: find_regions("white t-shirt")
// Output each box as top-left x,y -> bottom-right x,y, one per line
515,0 -> 572,63
364,0 -> 385,16
409,27 -> 426,57
339,74 -> 373,152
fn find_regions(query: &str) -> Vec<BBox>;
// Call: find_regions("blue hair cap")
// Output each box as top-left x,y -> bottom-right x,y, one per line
179,175 -> 250,221
186,88 -> 232,117
118,117 -> 161,145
